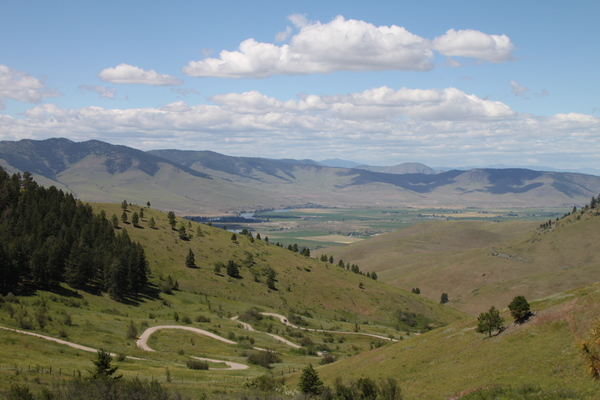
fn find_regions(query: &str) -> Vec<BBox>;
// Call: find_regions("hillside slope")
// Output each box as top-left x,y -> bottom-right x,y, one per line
91,202 -> 466,329
310,283 -> 600,399
319,208 -> 600,315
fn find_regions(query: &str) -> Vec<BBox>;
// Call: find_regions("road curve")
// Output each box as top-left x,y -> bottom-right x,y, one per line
261,313 -> 398,342
136,325 -> 248,370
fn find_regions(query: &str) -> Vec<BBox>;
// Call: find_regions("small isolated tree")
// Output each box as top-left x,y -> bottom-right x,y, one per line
440,293 -> 449,304
476,306 -> 505,337
139,209 -> 144,219
167,211 -> 176,230
147,201 -> 151,208
91,349 -> 122,380
508,295 -> 532,323
185,249 -> 196,269
131,212 -> 139,227
121,211 -> 128,224
148,217 -> 156,229
121,199 -> 128,211
226,260 -> 240,278
371,271 -> 378,281
299,363 -> 323,396
231,233 -> 237,242
411,288 -> 420,295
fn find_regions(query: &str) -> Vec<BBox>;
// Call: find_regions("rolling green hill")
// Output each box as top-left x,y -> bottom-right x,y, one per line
317,208 -> 600,316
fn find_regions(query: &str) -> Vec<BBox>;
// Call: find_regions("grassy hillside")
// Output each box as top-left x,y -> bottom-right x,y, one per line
318,210 -> 600,315
92,202 -> 466,328
295,282 -> 600,399
0,201 -> 467,397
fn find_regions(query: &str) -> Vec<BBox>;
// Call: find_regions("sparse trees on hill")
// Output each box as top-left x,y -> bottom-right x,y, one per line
476,306 -> 504,337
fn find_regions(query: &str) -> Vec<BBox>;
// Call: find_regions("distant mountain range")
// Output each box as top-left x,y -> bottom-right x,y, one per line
1,138 -> 599,214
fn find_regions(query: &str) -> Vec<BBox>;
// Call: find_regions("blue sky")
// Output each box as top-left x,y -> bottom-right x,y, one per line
1,0 -> 599,169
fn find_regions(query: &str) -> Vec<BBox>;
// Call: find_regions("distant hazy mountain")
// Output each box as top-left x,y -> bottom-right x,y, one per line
435,164 -> 600,177
2,138 -> 600,214
319,158 -> 362,168
355,162 -> 439,175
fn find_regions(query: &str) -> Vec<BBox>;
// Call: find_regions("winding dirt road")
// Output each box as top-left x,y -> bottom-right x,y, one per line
1,311 -> 397,372
261,313 -> 398,342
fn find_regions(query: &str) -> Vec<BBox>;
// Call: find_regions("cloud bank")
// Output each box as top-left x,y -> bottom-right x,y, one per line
2,86 -> 597,168
182,16 -> 515,78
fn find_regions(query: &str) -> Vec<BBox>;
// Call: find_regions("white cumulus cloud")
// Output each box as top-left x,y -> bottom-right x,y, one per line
98,64 -> 183,86
182,15 -> 434,78
432,29 -> 514,63
0,65 -> 60,109
182,16 -> 515,79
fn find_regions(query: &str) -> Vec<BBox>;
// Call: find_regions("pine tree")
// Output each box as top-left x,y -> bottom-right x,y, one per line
508,295 -> 531,323
299,364 -> 323,396
132,212 -> 139,227
91,350 -> 122,380
167,211 -> 176,230
121,200 -> 128,211
226,260 -> 240,278
476,306 -> 505,337
111,214 -> 119,228
148,217 -> 156,229
185,249 -> 196,268
440,293 -> 449,304
121,211 -> 128,224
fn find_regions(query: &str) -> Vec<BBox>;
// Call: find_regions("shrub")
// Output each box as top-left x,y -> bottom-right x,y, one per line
186,359 -> 209,370
244,374 -> 285,391
320,354 -> 335,365
195,315 -> 211,323
247,351 -> 282,369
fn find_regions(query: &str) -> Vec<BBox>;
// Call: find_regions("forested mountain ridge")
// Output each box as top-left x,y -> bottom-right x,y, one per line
2,138 -> 600,214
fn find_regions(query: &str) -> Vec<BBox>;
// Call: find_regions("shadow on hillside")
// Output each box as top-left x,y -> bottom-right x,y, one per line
117,283 -> 162,306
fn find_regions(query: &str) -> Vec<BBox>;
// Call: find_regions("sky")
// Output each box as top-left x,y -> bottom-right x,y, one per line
1,0 -> 599,169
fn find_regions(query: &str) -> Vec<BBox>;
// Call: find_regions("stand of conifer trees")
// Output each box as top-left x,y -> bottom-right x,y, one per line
0,168 -> 148,299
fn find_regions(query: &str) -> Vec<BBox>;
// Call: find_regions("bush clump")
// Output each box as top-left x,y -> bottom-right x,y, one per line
247,351 -> 282,369
186,359 -> 209,370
